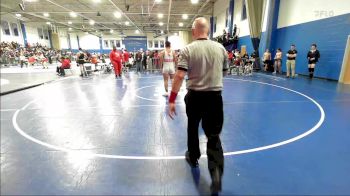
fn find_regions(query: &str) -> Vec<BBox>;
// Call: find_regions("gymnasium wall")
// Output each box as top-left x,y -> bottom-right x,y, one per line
25,25 -> 51,47
0,15 -> 24,44
212,0 -> 269,53
230,0 -> 350,80
274,0 -> 350,80
58,30 -> 69,49
213,0 -> 230,37
233,0 -> 270,54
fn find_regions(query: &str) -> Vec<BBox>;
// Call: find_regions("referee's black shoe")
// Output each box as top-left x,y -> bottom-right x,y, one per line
210,168 -> 222,194
185,151 -> 199,168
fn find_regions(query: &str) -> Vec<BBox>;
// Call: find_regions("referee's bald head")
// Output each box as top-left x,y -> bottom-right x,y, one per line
192,17 -> 209,38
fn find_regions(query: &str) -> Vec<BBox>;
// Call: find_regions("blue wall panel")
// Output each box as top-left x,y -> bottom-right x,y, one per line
259,31 -> 267,56
238,35 -> 254,54
20,22 -> 27,46
273,13 -> 350,80
123,36 -> 147,52
238,13 -> 349,80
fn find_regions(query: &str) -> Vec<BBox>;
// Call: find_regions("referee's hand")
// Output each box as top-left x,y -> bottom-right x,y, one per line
168,103 -> 177,120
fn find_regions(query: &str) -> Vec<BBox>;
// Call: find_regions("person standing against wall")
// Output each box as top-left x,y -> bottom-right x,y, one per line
273,48 -> 282,74
263,49 -> 272,72
286,44 -> 298,78
307,44 -> 321,79
168,17 -> 228,194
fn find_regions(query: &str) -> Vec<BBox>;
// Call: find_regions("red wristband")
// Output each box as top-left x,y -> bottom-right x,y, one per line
169,91 -> 178,103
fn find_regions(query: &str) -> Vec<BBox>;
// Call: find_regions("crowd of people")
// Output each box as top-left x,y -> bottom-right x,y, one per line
0,41 -> 66,69
214,24 -> 239,48
105,47 -> 180,78
224,43 -> 321,79
1,39 -> 321,80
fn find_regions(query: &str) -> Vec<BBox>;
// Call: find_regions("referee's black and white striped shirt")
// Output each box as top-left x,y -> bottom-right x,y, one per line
177,39 -> 228,91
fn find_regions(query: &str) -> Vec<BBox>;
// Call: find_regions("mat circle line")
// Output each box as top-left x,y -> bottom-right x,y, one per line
12,78 -> 325,159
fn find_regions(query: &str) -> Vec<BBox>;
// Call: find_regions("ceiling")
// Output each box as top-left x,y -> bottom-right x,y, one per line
0,0 -> 216,35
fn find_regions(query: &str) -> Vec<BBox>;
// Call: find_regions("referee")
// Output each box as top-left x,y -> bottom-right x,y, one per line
168,17 -> 228,193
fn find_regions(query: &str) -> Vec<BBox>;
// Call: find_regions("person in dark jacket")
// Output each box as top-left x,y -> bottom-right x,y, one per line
135,49 -> 143,73
142,50 -> 148,71
307,44 -> 320,79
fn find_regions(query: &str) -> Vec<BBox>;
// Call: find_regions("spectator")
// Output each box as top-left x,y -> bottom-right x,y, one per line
286,44 -> 298,78
19,51 -> 27,68
135,49 -> 143,73
37,52 -> 48,69
56,57 -> 71,76
153,50 -> 160,69
90,54 -> 99,71
77,48 -> 87,77
28,54 -> 37,66
228,50 -> 234,66
273,48 -> 282,74
142,49 -> 147,71
307,44 -> 320,79
263,49 -> 272,72
123,49 -> 130,67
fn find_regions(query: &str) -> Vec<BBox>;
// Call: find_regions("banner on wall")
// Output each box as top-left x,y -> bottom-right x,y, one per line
123,36 -> 147,52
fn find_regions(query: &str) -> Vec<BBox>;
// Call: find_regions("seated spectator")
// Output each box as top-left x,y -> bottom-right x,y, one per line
228,50 -> 234,66
37,52 -> 48,69
19,52 -> 27,68
56,57 -> 71,76
28,54 -> 36,66
90,54 -> 99,71
241,51 -> 250,65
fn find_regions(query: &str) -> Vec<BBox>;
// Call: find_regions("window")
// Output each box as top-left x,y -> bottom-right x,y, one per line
1,21 -> 11,35
148,40 -> 153,48
11,23 -> 19,36
116,40 -> 121,48
225,8 -> 229,27
43,29 -> 49,40
37,28 -> 44,39
110,40 -> 115,47
160,40 -> 164,48
104,40 -> 109,48
214,17 -> 217,33
154,41 -> 159,48
241,0 -> 247,20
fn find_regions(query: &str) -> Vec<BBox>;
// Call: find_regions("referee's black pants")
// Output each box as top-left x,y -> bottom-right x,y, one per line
185,90 -> 224,177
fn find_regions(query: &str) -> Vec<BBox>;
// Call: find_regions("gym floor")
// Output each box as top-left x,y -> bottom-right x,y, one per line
1,72 -> 350,195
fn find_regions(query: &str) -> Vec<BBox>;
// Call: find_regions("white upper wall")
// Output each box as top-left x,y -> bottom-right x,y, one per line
78,33 -> 100,50
0,14 -> 24,44
213,0 -> 230,37
278,0 -> 350,28
58,29 -> 69,49
233,0 -> 269,37
69,33 -> 79,49
233,0 -> 250,37
25,24 -> 51,47
146,32 -> 166,50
